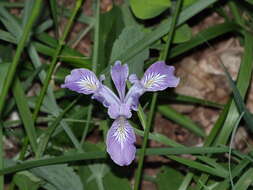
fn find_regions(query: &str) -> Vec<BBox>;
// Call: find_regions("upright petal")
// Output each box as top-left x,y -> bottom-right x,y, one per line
125,81 -> 145,111
61,69 -> 100,94
111,61 -> 129,100
141,61 -> 180,91
106,117 -> 136,166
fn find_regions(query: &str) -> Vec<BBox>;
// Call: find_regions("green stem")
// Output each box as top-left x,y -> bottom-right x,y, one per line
134,1 -> 183,189
32,0 -> 84,121
81,0 -> 100,145
134,94 -> 157,190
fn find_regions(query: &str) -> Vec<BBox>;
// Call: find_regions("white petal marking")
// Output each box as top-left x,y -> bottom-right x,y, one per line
143,72 -> 166,88
76,75 -> 99,92
113,118 -> 130,148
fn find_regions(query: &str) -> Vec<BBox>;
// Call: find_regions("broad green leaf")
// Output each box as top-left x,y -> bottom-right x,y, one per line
98,6 -> 124,70
31,164 -> 83,190
156,167 -> 183,190
110,25 -> 149,77
163,24 -> 192,43
13,171 -> 43,190
173,23 -> 192,43
170,22 -> 239,58
130,0 -> 171,19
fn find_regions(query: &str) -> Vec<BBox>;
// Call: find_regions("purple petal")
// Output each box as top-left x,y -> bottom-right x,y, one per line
91,85 -> 120,112
111,61 -> 129,100
125,80 -> 145,111
106,118 -> 136,166
141,61 -> 180,91
61,69 -> 100,94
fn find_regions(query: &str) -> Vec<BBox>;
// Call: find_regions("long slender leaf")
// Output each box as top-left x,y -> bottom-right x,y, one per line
12,78 -> 38,152
158,105 -> 206,137
0,147 -> 229,175
215,31 -> 253,145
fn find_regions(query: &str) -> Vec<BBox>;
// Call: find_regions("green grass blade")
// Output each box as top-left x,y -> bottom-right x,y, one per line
168,155 -> 228,178
12,78 -> 38,152
158,105 -> 205,137
215,31 -> 253,145
49,0 -> 59,38
0,122 -> 4,190
221,61 -> 253,129
0,147 -> 229,175
234,168 -> 253,190
0,0 -> 43,115
134,128 -> 184,148
178,173 -> 194,190
159,92 -> 223,109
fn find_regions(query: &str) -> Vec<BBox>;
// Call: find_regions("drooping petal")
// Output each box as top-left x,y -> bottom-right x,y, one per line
61,69 -> 100,94
91,85 -> 121,113
111,61 -> 129,100
106,117 -> 136,166
141,61 -> 180,91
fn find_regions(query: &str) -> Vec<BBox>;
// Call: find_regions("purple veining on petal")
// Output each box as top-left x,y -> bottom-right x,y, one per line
106,117 -> 136,166
111,61 -> 129,101
61,69 -> 100,94
141,61 -> 180,91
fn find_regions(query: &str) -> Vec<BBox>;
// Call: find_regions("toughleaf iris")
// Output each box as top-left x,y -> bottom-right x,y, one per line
61,61 -> 179,166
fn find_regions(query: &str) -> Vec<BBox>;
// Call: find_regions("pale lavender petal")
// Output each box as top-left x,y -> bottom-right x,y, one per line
61,69 -> 100,94
111,61 -> 129,100
108,103 -> 132,119
129,74 -> 139,84
106,118 -> 136,166
125,81 -> 145,111
141,61 -> 180,91
92,85 -> 120,109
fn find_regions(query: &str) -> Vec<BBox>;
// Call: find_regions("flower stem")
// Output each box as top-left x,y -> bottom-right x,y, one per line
32,0 -> 84,122
134,0 -> 183,189
81,0 -> 100,145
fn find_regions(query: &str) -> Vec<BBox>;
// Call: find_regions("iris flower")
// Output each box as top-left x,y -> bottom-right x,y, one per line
61,61 -> 179,166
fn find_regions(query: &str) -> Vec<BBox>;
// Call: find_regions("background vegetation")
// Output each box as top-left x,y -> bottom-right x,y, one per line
0,0 -> 253,189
